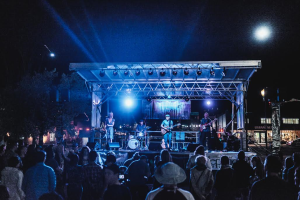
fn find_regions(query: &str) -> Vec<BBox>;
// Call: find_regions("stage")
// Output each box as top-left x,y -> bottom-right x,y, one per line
96,148 -> 256,171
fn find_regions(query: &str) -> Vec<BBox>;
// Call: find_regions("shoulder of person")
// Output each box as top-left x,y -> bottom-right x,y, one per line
177,188 -> 195,199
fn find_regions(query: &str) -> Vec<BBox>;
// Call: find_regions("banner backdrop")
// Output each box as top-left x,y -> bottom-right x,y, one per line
142,100 -> 191,119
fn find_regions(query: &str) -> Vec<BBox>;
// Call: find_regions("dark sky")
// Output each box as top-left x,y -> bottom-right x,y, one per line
1,0 -> 300,114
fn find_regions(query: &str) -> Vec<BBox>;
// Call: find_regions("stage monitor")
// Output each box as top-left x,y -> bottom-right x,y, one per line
142,99 -> 191,119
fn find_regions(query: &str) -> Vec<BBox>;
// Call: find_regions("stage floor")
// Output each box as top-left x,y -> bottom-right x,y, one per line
96,149 -> 256,170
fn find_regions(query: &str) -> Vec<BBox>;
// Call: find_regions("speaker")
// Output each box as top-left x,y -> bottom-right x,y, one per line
148,142 -> 162,151
108,142 -> 120,149
187,143 -> 200,152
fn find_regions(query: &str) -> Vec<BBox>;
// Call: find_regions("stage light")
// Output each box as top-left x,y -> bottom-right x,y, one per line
172,69 -> 177,76
196,68 -> 202,76
160,69 -> 166,76
221,67 -> 226,77
124,70 -> 129,76
210,68 -> 215,76
184,68 -> 189,75
50,52 -> 55,57
255,26 -> 271,41
125,98 -> 133,107
206,100 -> 211,105
135,69 -> 140,76
86,128 -> 90,131
99,69 -> 105,77
113,70 -> 118,76
184,96 -> 189,102
148,68 -> 153,75
146,96 -> 152,102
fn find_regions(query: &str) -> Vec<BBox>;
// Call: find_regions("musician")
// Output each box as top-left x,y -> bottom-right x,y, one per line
136,119 -> 148,149
136,119 -> 146,134
161,114 -> 173,150
105,112 -> 115,143
199,112 -> 212,150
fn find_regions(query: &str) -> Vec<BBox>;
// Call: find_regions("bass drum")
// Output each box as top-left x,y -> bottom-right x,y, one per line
128,139 -> 140,150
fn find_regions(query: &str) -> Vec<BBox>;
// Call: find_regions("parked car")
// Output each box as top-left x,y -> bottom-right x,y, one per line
291,139 -> 300,147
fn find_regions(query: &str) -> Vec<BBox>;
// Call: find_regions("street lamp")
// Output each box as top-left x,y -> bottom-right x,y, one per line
261,88 -> 268,151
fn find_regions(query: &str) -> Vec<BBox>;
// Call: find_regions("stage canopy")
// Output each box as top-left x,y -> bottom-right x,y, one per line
69,60 -> 261,134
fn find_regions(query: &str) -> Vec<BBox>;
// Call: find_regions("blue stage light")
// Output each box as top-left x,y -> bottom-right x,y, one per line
50,53 -> 55,57
206,101 -> 211,105
125,98 -> 133,107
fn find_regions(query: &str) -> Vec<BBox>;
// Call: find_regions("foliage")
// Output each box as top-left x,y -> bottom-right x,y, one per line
0,70 -> 91,141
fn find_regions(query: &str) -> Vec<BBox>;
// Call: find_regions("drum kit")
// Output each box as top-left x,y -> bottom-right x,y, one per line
126,126 -> 151,150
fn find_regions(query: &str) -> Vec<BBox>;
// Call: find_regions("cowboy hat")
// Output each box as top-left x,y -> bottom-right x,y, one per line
154,162 -> 186,184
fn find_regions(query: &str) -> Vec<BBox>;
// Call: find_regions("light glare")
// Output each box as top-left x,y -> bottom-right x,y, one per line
255,26 -> 271,41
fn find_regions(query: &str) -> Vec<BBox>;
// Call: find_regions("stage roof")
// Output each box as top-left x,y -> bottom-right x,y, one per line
69,61 -> 261,103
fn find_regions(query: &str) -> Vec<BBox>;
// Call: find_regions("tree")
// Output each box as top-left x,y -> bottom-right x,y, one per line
0,70 -> 91,144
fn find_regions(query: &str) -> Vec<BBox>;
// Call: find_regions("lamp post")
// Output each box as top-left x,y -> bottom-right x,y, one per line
261,89 -> 268,151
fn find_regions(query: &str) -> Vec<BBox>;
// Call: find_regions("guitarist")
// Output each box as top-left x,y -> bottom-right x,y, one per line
161,114 -> 173,150
199,112 -> 212,150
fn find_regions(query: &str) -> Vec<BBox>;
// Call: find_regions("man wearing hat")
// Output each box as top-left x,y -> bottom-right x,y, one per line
161,114 -> 173,150
146,162 -> 195,200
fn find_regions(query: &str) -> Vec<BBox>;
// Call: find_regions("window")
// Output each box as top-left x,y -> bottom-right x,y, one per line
261,118 -> 271,124
282,118 -> 299,124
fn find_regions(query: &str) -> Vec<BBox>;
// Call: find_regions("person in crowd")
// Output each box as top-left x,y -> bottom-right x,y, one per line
45,145 -> 63,196
282,156 -> 293,181
3,140 -> 20,167
0,185 -> 10,200
186,145 -> 212,171
81,150 -> 104,200
45,145 -> 63,175
294,167 -> 300,199
249,155 -> 298,200
105,154 -> 117,167
0,145 -> 6,174
119,165 -> 128,185
54,140 -> 65,169
146,162 -> 194,200
152,149 -> 173,190
1,156 -> 25,200
126,155 -> 151,200
232,150 -> 253,200
214,156 -> 235,200
0,145 -> 6,156
22,150 -> 56,200
78,146 -> 91,166
63,153 -> 83,200
22,144 -> 36,174
38,192 -> 64,200
288,152 -> 300,185
17,144 -> 28,165
103,163 -> 132,200
190,155 -> 214,200
124,152 -> 140,168
250,156 -> 264,185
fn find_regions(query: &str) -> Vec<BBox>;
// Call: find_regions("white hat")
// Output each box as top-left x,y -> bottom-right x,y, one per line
154,162 -> 186,185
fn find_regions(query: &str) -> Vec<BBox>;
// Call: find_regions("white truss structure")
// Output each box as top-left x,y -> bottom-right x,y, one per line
70,60 -> 261,149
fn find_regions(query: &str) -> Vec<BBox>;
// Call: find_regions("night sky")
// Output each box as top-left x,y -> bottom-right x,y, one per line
1,0 -> 300,116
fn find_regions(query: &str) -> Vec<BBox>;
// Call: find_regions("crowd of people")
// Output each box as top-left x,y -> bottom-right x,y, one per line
0,139 -> 300,200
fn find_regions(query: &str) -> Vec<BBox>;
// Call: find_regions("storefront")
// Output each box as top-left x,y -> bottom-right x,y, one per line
247,126 -> 300,144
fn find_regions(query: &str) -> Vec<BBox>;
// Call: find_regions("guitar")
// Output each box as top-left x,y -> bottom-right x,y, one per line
200,118 -> 217,132
161,123 -> 181,135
